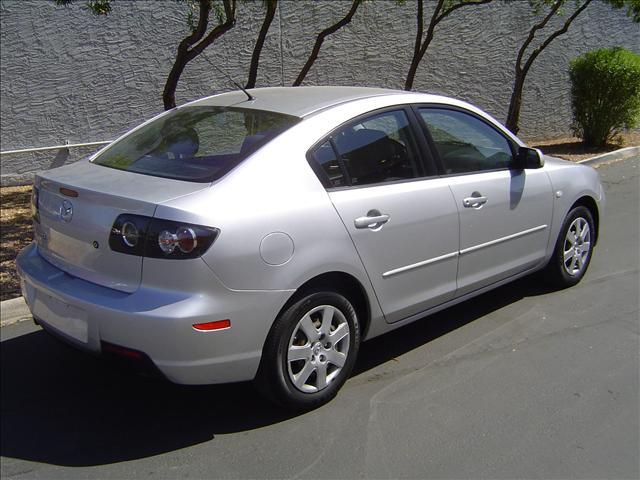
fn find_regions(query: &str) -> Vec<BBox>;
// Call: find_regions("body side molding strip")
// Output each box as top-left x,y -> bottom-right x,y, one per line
382,251 -> 458,278
459,225 -> 548,256
381,224 -> 548,279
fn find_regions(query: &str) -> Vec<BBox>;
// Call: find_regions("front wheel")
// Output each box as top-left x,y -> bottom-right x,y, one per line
544,206 -> 595,288
255,290 -> 360,410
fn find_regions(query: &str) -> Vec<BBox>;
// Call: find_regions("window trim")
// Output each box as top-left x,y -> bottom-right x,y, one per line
412,104 -> 520,178
306,105 -> 438,190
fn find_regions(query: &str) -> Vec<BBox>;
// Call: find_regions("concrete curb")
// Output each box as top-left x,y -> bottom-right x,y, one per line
0,296 -> 31,327
578,146 -> 640,166
1,146 -> 638,328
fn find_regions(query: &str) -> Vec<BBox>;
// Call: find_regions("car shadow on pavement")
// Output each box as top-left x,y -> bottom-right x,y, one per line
0,275 -> 555,467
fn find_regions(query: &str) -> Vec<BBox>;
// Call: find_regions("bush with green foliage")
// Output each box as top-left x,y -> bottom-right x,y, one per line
570,47 -> 640,147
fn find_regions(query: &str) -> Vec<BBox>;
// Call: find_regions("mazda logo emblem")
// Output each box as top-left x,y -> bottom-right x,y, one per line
59,200 -> 73,222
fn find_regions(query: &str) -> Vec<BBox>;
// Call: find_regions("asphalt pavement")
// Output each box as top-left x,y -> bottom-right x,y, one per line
1,156 -> 638,479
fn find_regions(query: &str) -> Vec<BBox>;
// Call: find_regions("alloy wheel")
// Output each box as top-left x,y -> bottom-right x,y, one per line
287,305 -> 350,393
563,217 -> 591,276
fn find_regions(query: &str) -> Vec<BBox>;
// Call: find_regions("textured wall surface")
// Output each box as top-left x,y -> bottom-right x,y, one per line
1,0 -> 638,184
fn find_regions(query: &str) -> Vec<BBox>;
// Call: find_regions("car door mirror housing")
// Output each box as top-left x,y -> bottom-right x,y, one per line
514,147 -> 544,170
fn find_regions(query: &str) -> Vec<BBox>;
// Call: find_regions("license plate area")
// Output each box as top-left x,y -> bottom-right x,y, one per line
32,292 -> 88,343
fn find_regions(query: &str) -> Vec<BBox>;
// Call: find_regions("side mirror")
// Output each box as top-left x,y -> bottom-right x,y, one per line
514,147 -> 544,170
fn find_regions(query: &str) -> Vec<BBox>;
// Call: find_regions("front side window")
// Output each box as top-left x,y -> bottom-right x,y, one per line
419,108 -> 514,174
93,106 -> 300,182
330,110 -> 421,187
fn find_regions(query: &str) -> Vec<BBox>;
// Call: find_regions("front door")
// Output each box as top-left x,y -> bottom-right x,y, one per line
417,107 -> 553,296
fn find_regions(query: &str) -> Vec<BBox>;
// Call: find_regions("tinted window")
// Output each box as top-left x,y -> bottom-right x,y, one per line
419,108 -> 513,174
312,141 -> 347,188
93,106 -> 300,182
332,110 -> 420,186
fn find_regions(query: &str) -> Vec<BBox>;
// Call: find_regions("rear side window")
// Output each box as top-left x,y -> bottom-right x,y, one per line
419,108 -> 514,174
311,110 -> 422,188
93,106 -> 300,182
313,141 -> 348,188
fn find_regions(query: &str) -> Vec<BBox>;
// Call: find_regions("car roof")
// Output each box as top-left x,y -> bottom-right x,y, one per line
189,86 -> 411,118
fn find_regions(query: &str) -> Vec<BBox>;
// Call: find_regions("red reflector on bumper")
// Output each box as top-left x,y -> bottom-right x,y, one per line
192,319 -> 231,331
101,342 -> 143,359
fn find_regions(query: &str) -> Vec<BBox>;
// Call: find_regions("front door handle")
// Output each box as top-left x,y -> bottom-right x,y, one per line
354,210 -> 390,229
463,193 -> 488,208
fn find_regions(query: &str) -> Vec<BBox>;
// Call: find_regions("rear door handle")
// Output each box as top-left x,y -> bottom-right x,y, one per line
354,210 -> 390,229
463,194 -> 488,208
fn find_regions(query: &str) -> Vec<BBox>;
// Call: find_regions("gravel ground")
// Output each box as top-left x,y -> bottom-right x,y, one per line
0,186 -> 32,301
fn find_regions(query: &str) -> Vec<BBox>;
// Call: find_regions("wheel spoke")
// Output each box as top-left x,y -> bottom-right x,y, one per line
329,322 -> 349,344
299,314 -> 319,342
327,349 -> 347,368
288,344 -> 311,362
566,234 -> 575,246
563,248 -> 574,263
582,241 -> 591,252
579,224 -> 590,241
320,306 -> 334,336
293,361 -> 315,389
575,221 -> 583,239
571,255 -> 579,272
576,253 -> 584,270
315,363 -> 328,390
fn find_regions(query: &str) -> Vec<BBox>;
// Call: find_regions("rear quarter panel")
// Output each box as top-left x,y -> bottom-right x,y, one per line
154,109 -> 389,334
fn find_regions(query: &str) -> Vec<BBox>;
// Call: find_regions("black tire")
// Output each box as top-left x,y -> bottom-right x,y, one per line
544,205 -> 595,288
255,290 -> 360,410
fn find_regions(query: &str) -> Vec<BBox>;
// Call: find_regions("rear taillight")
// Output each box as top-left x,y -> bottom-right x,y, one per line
109,214 -> 219,259
31,186 -> 40,222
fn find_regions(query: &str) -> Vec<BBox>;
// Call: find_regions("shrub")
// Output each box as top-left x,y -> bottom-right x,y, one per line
570,47 -> 640,147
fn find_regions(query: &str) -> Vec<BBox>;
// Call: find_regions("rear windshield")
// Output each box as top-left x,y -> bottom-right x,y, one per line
92,106 -> 301,182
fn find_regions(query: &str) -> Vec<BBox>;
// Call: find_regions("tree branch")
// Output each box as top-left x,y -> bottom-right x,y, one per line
163,0 -> 237,110
184,0 -> 211,47
187,0 -> 236,61
293,0 -> 361,86
412,0 -> 424,65
522,0 -> 592,75
515,0 -> 563,74
435,0 -> 493,25
416,0 -> 445,65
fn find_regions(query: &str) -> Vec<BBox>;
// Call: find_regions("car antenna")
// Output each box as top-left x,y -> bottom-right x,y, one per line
201,52 -> 254,101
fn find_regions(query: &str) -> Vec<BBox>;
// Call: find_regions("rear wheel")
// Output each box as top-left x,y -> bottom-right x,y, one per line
545,206 -> 595,288
255,290 -> 360,410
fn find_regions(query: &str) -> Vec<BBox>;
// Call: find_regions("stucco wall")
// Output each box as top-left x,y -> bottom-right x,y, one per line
1,0 -> 638,185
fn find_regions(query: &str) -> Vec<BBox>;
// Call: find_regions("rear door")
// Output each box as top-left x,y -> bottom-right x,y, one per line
417,106 -> 553,296
309,108 -> 460,323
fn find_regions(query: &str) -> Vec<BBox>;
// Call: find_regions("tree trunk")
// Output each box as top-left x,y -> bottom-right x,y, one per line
404,60 -> 420,91
506,72 -> 525,135
404,0 -> 424,91
246,0 -> 277,89
163,52 -> 189,110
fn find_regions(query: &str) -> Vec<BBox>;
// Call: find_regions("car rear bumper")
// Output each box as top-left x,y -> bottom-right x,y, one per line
16,243 -> 292,384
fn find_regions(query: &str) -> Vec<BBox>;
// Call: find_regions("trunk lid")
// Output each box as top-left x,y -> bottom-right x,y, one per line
34,160 -> 208,292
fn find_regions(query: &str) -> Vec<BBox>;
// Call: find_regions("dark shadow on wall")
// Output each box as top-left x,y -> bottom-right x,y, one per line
48,147 -> 70,169
0,274 -> 556,467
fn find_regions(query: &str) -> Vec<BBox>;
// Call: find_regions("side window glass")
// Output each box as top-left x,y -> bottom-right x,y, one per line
419,108 -> 513,174
313,141 -> 346,188
332,110 -> 419,186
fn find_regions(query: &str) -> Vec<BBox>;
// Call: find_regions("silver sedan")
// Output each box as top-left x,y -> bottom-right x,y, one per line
17,87 -> 604,409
